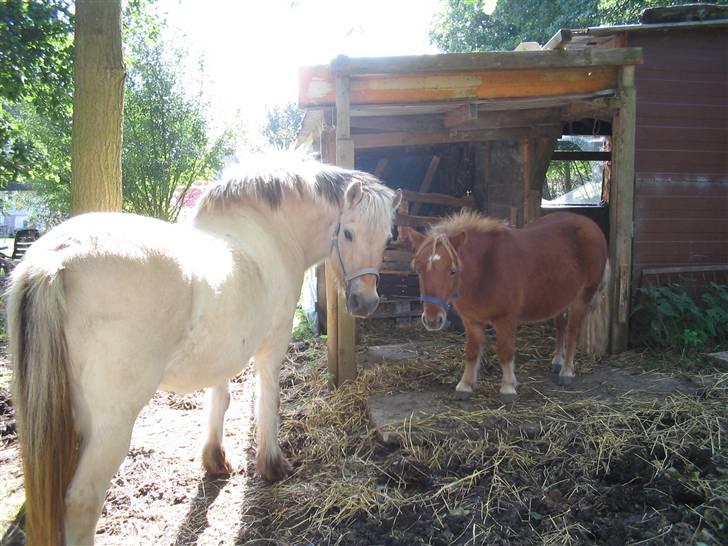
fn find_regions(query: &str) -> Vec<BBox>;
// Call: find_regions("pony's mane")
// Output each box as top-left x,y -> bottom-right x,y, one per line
429,210 -> 507,237
195,155 -> 395,225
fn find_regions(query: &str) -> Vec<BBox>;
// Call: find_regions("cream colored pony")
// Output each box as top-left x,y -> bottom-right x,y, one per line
8,157 -> 401,545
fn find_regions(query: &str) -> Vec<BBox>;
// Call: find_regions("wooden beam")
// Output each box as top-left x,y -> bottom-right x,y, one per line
353,125 -> 562,150
562,96 -> 620,121
410,156 -> 441,214
446,107 -> 560,130
609,66 -> 636,353
300,64 -> 620,108
395,212 -> 439,228
373,158 -> 388,178
444,103 -> 478,128
351,115 -> 444,133
329,48 -> 643,76
401,189 -> 474,209
552,151 -> 611,161
543,28 -> 573,50
334,75 -> 357,385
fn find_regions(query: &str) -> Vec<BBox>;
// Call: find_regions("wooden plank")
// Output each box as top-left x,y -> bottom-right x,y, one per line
552,151 -> 612,161
562,96 -> 620,121
444,103 -> 478,128
353,125 -> 562,150
351,114 -> 445,133
410,156 -> 441,214
335,75 -> 357,386
445,106 -> 560,130
329,48 -> 643,76
401,189 -> 474,208
321,129 -> 338,386
300,65 -> 620,108
543,28 -> 573,50
395,212 -> 439,228
609,66 -> 636,353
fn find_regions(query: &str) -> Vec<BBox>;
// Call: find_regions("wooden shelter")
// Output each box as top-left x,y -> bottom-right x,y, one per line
298,47 -> 643,385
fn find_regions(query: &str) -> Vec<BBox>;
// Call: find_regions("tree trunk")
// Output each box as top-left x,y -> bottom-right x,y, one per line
71,0 -> 125,215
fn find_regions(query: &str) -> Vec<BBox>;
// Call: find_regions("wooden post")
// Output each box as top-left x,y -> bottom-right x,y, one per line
321,126 -> 339,386
335,75 -> 358,384
609,66 -> 636,352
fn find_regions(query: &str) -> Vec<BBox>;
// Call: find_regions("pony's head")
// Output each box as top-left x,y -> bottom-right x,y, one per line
402,227 -> 467,331
331,179 -> 402,318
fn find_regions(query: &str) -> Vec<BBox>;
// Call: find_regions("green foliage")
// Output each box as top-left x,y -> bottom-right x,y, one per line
121,3 -> 234,222
429,0 -> 728,52
262,103 -> 304,150
633,282 -> 728,351
544,137 -> 602,201
292,306 -> 315,342
0,0 -> 73,186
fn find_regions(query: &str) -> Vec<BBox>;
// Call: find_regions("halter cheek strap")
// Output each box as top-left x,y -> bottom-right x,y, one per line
331,221 -> 381,289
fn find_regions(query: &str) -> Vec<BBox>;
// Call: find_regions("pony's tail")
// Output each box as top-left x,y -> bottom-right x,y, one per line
8,262 -> 77,546
579,260 -> 611,356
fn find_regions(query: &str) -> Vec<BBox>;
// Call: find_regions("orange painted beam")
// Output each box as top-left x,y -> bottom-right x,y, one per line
299,65 -> 618,108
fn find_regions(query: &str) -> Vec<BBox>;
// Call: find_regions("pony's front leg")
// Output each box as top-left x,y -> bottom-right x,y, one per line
254,335 -> 292,482
455,321 -> 486,400
552,312 -> 567,373
202,382 -> 233,476
494,320 -> 518,404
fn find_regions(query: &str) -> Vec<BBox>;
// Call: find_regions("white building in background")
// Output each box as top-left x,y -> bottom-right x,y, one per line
0,184 -> 33,237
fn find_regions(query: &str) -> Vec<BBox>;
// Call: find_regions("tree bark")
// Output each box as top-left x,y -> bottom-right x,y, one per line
71,0 -> 125,215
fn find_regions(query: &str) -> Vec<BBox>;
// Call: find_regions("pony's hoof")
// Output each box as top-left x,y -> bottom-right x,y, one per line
257,453 -> 293,482
454,389 -> 473,401
558,374 -> 575,386
551,362 -> 562,374
202,444 -> 233,477
500,392 -> 517,405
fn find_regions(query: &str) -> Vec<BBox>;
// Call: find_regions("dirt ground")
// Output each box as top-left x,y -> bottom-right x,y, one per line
1,322 -> 727,545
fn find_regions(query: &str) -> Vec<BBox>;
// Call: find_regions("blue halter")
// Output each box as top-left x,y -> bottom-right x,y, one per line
421,291 -> 460,311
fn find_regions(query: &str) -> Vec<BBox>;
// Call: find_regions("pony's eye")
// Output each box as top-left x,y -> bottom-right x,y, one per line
344,229 -> 353,242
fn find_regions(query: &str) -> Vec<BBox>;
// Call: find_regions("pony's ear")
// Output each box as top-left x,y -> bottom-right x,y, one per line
391,189 -> 403,211
400,226 -> 425,250
449,231 -> 468,251
344,180 -> 363,208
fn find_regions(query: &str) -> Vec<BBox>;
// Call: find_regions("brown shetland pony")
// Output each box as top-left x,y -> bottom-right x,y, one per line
402,211 -> 609,403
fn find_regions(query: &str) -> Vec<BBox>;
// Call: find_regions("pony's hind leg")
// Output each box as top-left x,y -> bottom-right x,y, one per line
202,382 -> 233,476
551,313 -> 567,373
64,410 -> 138,545
254,334 -> 292,482
559,298 -> 589,386
494,320 -> 518,404
455,320 -> 486,400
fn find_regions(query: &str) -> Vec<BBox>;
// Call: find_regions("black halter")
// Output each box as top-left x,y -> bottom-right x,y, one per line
331,221 -> 380,297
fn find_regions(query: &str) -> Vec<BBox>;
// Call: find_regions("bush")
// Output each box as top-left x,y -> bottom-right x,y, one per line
633,282 -> 728,351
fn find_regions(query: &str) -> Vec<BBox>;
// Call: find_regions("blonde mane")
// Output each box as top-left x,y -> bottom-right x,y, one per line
430,210 -> 507,237
194,155 -> 396,227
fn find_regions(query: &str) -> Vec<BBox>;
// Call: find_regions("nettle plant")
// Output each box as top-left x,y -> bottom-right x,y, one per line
633,282 -> 728,351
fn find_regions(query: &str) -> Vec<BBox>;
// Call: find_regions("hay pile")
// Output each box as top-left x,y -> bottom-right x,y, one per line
237,324 -> 728,545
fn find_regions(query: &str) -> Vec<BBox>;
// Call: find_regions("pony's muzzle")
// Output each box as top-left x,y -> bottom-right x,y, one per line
346,278 -> 380,318
421,311 -> 446,331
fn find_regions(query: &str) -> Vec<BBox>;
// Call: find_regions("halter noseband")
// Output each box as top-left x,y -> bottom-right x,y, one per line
331,221 -> 380,293
416,234 -> 461,312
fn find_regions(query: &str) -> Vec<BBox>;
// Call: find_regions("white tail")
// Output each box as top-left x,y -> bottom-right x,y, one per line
8,262 -> 78,546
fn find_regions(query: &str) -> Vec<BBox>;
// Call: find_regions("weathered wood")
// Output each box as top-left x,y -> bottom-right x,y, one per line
445,107 -> 560,130
552,151 -> 611,161
373,158 -> 388,178
395,213 -> 439,228
561,96 -> 620,121
351,115 -> 445,133
321,128 -> 339,386
353,125 -> 562,150
444,103 -> 478,128
544,28 -> 573,50
329,49 -> 643,76
335,74 -> 357,385
410,156 -> 441,214
609,66 -> 636,353
300,64 -> 620,108
401,189 -> 474,209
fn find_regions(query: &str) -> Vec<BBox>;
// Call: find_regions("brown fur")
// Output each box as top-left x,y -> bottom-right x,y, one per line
404,211 -> 609,398
8,267 -> 78,545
